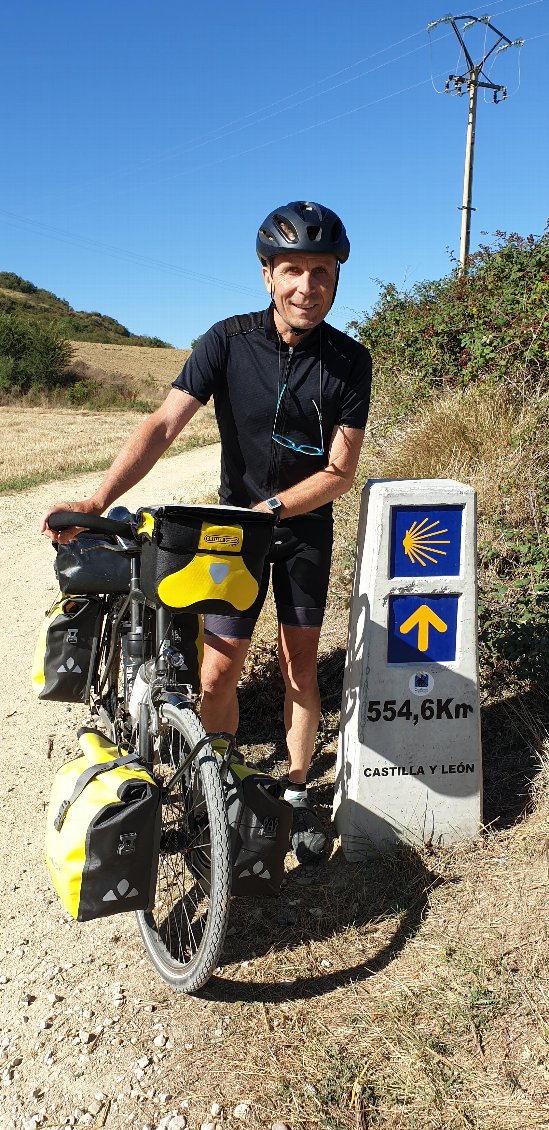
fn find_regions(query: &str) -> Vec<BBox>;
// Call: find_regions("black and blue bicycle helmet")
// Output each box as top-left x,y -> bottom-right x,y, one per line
256,201 -> 350,265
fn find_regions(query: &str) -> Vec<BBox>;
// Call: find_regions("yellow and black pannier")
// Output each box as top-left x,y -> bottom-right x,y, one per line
226,758 -> 293,896
193,743 -> 292,897
137,504 -> 274,614
45,727 -> 161,922
32,594 -> 103,703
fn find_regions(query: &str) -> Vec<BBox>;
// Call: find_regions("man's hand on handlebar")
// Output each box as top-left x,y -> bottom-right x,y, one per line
40,499 -> 103,543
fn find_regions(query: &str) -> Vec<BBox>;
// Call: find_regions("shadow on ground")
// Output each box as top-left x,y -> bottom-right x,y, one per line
203,840 -> 441,1004
212,645 -> 549,1003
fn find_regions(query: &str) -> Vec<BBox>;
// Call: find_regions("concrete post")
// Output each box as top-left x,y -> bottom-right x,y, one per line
333,479 -> 482,859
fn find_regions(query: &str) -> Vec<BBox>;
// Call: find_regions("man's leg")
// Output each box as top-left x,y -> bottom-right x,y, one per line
277,623 -> 322,783
200,634 -> 251,735
278,623 -> 328,863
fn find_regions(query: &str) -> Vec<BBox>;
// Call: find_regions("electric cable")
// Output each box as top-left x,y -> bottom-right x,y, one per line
0,208 -> 258,298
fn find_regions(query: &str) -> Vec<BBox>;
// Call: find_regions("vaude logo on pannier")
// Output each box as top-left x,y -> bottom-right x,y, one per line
102,878 -> 139,903
238,860 -> 272,881
202,533 -> 240,548
57,656 -> 82,675
261,816 -> 279,838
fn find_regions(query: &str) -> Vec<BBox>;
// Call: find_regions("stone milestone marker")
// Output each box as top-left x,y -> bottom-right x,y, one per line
333,479 -> 482,860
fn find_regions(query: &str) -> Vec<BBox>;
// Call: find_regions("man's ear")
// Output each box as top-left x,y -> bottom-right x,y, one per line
261,262 -> 273,295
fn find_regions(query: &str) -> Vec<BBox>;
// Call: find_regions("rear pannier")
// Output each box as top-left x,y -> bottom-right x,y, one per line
137,504 -> 274,614
45,727 -> 161,921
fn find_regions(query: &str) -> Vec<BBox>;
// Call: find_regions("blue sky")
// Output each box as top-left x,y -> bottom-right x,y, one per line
1,0 -> 547,349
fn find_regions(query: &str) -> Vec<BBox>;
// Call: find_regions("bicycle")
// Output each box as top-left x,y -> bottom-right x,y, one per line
46,503 -> 274,994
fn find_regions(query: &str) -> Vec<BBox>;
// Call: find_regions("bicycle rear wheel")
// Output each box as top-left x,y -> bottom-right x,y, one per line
136,703 -> 232,993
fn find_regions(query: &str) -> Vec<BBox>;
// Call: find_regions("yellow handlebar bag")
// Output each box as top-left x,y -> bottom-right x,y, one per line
45,727 -> 161,922
137,504 -> 274,614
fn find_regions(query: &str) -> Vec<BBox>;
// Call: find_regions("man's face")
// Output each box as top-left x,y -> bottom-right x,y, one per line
262,252 -> 337,335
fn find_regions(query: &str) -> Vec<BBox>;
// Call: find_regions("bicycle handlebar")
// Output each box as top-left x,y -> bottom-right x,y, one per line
48,511 -> 136,539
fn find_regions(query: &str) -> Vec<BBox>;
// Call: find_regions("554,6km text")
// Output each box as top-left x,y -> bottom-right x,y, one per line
366,698 -> 474,724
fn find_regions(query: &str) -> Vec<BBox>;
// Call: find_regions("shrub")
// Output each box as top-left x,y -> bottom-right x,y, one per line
0,312 -> 72,393
349,225 -> 549,417
0,272 -> 37,295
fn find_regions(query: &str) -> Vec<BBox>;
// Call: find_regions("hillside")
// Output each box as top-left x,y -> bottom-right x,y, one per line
69,339 -> 191,401
0,271 -> 171,346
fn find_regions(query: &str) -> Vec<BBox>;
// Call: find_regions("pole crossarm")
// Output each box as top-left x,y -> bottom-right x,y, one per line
441,14 -> 518,101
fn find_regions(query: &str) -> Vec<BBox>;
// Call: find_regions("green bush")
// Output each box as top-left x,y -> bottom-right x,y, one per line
349,225 -> 549,413
0,272 -> 37,295
0,312 -> 72,393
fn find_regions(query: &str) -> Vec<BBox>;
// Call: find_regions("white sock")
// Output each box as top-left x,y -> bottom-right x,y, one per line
284,785 -> 307,802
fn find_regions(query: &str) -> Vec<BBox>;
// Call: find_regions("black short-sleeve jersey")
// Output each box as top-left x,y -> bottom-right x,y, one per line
172,306 -> 372,516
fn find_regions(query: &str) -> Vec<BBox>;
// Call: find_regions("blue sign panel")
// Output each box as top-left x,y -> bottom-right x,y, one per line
388,595 -> 459,663
390,506 -> 463,578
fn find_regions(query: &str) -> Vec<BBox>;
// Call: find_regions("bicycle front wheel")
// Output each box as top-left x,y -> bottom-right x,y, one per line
136,703 -> 232,993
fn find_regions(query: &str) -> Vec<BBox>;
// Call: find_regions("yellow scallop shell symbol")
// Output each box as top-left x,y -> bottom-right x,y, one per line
402,518 -> 451,567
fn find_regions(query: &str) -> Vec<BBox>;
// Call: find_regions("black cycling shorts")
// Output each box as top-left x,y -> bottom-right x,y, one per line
203,515 -> 334,640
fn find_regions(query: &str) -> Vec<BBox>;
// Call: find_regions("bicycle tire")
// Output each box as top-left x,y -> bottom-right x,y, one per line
136,703 -> 232,993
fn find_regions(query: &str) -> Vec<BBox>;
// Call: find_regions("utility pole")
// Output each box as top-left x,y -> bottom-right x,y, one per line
428,15 -> 524,274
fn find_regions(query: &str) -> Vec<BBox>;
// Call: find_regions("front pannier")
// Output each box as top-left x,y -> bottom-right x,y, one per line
45,727 -> 161,922
137,505 -> 274,614
54,529 -> 131,595
226,759 -> 293,896
32,594 -> 103,703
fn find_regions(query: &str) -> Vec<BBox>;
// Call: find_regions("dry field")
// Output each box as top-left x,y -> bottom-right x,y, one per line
69,340 -> 191,394
0,340 -> 216,491
0,402 -> 218,492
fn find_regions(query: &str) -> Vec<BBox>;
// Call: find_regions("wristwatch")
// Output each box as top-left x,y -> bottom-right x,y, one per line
265,496 -> 283,522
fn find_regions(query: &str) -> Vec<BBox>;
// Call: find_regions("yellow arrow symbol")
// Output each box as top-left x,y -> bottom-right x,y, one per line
399,604 -> 448,652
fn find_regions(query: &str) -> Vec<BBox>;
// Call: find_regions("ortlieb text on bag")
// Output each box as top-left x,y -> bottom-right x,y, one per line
32,595 -> 103,702
45,727 -> 161,922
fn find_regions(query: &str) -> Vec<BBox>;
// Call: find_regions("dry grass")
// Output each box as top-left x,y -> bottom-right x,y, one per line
373,384 -> 549,530
204,386 -> 549,1128
0,403 -> 218,492
186,702 -> 549,1129
68,340 -> 191,395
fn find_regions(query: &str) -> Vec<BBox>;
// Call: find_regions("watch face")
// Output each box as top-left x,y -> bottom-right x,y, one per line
267,497 -> 281,513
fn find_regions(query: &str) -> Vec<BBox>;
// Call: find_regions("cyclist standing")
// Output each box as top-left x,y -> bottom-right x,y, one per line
41,200 -> 372,865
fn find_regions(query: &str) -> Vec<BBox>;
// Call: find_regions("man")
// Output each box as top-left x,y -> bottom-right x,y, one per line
42,200 -> 372,865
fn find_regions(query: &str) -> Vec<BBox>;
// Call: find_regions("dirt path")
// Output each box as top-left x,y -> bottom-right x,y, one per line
0,445 -> 284,1130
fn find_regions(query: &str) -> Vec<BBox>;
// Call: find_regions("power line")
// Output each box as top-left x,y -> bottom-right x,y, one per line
0,208 -> 259,298
0,73 -> 446,297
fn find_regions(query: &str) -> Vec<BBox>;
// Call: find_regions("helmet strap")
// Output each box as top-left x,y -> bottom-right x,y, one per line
330,262 -> 341,308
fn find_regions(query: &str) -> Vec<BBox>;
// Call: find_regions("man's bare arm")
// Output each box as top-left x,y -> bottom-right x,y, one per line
252,425 -> 365,519
41,390 -> 202,541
